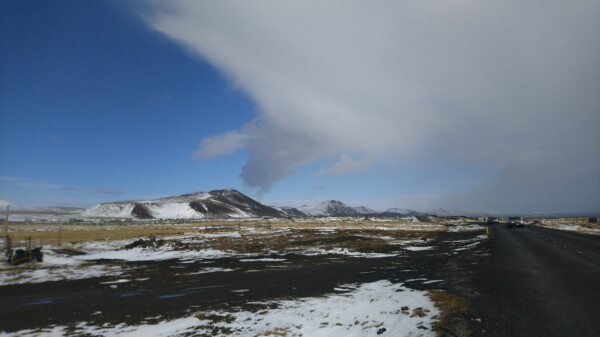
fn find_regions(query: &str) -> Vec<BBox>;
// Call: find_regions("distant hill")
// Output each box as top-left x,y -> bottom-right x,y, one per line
299,200 -> 360,216
13,190 -> 548,221
353,206 -> 377,214
83,189 -> 284,219
298,201 -> 421,217
271,206 -> 307,217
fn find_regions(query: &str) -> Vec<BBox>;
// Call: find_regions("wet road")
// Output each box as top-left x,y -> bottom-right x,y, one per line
473,224 -> 600,336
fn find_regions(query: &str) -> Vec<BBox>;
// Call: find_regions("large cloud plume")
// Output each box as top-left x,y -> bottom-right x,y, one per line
141,1 -> 600,210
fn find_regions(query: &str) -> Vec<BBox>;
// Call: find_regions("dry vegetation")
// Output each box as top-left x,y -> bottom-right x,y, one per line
2,218 -> 450,249
529,217 -> 600,235
429,290 -> 473,336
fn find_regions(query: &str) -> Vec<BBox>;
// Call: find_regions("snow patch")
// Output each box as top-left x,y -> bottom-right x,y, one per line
404,246 -> 435,251
3,280 -> 438,337
239,258 -> 286,262
302,247 -> 398,258
77,247 -> 233,262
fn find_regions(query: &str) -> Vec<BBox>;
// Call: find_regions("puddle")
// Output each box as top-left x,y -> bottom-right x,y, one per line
26,299 -> 53,305
186,285 -> 226,291
158,294 -> 185,299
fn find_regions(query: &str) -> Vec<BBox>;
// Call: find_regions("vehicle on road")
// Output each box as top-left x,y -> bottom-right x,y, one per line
506,217 -> 524,228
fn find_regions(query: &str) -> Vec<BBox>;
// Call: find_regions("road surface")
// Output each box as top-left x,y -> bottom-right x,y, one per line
472,224 -> 600,336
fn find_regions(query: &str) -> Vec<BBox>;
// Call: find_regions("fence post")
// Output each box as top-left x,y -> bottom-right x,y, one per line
4,205 -> 9,250
4,205 -> 8,236
58,217 -> 63,247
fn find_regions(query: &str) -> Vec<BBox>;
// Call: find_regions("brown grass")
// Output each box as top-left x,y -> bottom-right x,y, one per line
428,290 -> 472,336
3,219 -> 449,249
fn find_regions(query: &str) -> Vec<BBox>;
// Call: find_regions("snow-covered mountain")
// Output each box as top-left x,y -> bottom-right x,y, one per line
371,208 -> 421,217
353,206 -> 378,214
298,201 -> 421,217
83,189 -> 284,219
299,200 -> 360,216
271,206 -> 307,217
383,208 -> 411,214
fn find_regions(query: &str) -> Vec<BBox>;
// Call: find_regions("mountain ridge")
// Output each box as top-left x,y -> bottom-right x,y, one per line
298,200 -> 360,216
7,190 -> 448,221
83,189 -> 284,219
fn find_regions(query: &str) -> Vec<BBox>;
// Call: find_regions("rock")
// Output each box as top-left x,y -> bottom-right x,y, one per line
124,237 -> 165,249
377,327 -> 387,334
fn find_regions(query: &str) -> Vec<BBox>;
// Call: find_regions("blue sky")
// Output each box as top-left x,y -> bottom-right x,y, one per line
0,1 -> 254,207
1,1 -> 599,213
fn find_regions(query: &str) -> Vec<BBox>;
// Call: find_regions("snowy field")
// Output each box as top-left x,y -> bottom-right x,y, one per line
4,280 -> 439,337
532,218 -> 600,235
1,220 -> 490,336
1,222 -> 488,286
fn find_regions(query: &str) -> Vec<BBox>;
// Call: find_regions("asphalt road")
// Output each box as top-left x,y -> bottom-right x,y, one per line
472,224 -> 600,337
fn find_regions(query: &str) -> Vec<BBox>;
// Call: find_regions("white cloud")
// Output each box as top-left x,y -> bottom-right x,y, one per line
192,130 -> 247,159
141,0 -> 600,210
0,200 -> 17,208
316,154 -> 372,176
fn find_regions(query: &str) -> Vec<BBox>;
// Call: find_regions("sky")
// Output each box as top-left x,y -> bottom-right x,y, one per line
1,1 -> 599,214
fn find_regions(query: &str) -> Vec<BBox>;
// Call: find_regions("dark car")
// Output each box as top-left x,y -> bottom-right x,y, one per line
506,216 -> 524,228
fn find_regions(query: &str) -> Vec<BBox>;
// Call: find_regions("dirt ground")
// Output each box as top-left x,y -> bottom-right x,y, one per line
1,220 -> 489,336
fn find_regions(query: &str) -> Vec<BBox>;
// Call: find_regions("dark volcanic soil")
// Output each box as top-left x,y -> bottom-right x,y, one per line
0,228 -> 489,335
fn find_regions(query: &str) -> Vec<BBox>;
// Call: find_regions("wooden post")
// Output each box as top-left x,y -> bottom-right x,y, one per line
4,205 -> 9,252
58,217 -> 63,247
4,205 -> 9,239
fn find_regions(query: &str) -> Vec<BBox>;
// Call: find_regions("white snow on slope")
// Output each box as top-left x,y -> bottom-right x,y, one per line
384,208 -> 413,215
79,190 -> 263,219
353,206 -> 377,214
299,200 -> 358,216
83,203 -> 135,218
145,203 -> 202,219
298,201 -> 334,216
